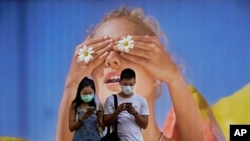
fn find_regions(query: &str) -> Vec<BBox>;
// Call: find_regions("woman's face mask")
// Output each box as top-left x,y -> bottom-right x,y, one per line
121,86 -> 134,95
81,93 -> 94,103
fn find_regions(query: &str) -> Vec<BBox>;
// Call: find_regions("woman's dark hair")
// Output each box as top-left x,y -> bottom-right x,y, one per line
72,77 -> 96,110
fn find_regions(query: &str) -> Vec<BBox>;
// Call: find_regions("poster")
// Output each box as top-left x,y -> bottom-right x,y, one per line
0,0 -> 250,141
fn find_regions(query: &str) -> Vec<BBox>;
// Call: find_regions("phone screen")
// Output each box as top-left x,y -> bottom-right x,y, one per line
126,102 -> 132,107
87,106 -> 95,111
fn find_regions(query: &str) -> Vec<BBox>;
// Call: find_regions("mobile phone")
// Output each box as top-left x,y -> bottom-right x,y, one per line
126,102 -> 132,107
87,106 -> 95,111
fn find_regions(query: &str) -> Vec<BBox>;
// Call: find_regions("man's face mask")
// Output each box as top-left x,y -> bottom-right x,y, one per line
121,86 -> 134,95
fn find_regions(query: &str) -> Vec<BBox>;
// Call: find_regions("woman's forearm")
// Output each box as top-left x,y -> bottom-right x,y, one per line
166,73 -> 204,141
69,119 -> 82,132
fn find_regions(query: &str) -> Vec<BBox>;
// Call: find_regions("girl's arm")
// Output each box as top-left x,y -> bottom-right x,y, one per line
56,36 -> 112,141
56,84 -> 77,141
166,72 -> 204,141
69,103 -> 82,132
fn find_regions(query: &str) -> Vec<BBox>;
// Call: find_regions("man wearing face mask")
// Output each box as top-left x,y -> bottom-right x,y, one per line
103,68 -> 150,141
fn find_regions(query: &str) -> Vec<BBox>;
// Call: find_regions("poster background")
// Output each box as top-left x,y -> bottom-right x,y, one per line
0,0 -> 250,141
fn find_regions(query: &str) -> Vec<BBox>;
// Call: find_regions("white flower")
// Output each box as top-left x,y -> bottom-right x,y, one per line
117,35 -> 134,52
77,45 -> 94,63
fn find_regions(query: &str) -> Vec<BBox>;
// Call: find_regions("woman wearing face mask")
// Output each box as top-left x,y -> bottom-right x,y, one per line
68,77 -> 104,141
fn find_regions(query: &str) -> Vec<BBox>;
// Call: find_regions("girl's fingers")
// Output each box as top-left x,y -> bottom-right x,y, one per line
120,52 -> 149,66
90,38 -> 113,52
75,36 -> 111,53
85,42 -> 112,64
98,51 -> 109,59
74,36 -> 113,63
120,45 -> 152,59
134,35 -> 162,48
95,43 -> 113,56
84,36 -> 110,46
113,35 -> 163,55
85,51 -> 108,68
133,42 -> 153,51
114,41 -> 161,60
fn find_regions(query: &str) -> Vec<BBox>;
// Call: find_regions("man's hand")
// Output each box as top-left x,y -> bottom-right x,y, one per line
126,103 -> 138,116
114,103 -> 127,115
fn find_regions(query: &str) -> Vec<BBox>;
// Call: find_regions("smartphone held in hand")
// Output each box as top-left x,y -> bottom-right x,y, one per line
126,102 -> 132,107
87,106 -> 95,111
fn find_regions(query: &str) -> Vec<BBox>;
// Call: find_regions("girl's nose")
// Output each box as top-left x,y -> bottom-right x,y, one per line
105,51 -> 121,69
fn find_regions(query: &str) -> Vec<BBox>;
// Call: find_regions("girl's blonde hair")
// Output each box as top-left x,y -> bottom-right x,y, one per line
88,6 -> 167,46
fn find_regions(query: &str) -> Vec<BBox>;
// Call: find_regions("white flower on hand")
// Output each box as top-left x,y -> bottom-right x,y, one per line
77,45 -> 94,63
117,35 -> 134,52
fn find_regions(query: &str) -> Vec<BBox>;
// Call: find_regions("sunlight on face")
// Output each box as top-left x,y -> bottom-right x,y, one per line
92,18 -> 156,104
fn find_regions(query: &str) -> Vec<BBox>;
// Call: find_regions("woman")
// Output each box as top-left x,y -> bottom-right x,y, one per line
57,6 -> 223,141
68,77 -> 104,141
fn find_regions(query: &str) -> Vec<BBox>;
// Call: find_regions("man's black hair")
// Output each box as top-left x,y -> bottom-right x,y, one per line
120,68 -> 136,80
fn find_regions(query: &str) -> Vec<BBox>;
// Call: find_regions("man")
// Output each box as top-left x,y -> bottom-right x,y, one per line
103,68 -> 150,141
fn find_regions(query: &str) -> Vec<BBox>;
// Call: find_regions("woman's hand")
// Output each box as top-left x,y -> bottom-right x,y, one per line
66,36 -> 113,87
81,108 -> 95,120
96,111 -> 103,121
96,110 -> 104,130
113,35 -> 179,84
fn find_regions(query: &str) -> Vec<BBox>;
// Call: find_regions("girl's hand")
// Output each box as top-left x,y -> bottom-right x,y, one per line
96,110 -> 103,122
66,36 -> 113,86
96,110 -> 103,118
82,109 -> 95,119
113,35 -> 179,84
96,110 -> 104,129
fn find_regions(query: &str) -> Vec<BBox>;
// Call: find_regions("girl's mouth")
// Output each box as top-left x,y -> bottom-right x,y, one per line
104,70 -> 121,91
